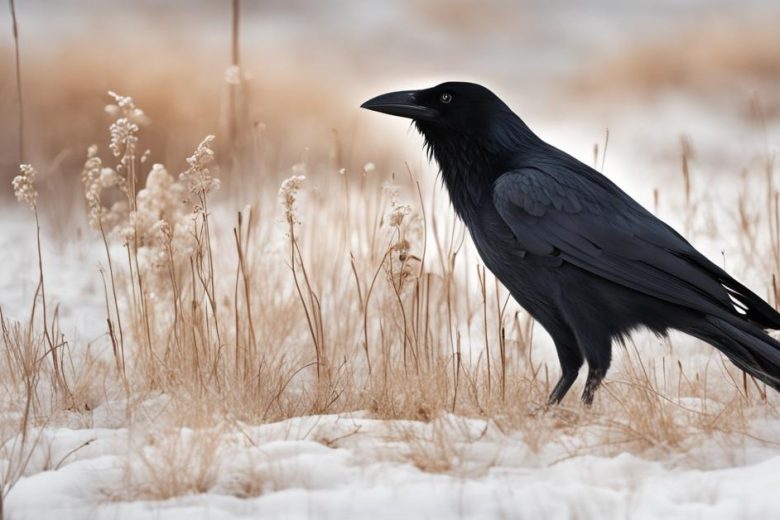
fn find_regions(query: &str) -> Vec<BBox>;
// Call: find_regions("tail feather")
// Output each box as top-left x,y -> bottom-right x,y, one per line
682,251 -> 780,329
685,315 -> 780,392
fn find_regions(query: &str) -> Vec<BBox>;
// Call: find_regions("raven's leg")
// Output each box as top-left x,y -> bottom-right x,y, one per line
548,339 -> 583,405
579,339 -> 611,405
530,309 -> 583,405
581,366 -> 607,405
558,300 -> 612,406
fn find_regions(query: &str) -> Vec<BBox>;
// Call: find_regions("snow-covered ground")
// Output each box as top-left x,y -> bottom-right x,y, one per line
5,409 -> 780,520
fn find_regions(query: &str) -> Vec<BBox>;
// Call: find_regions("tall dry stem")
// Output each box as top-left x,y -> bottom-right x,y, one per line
8,0 -> 23,163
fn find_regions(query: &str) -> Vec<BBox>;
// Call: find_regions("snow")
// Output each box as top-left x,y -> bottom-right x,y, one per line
0,207 -> 109,344
2,412 -> 779,519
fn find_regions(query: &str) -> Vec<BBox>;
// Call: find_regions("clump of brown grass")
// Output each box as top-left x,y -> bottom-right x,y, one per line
115,426 -> 226,501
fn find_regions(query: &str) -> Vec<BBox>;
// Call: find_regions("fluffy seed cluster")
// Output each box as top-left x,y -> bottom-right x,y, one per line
81,145 -> 128,229
106,91 -> 148,170
12,164 -> 38,209
279,174 -> 306,226
133,164 -> 197,289
94,158 -> 198,295
382,180 -> 420,292
109,117 -> 138,162
180,135 -> 221,206
389,203 -> 412,228
129,164 -> 188,245
383,180 -> 413,228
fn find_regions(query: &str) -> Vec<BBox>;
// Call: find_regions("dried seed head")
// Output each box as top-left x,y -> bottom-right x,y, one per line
107,91 -> 148,124
12,164 -> 38,209
186,135 -> 216,171
81,147 -> 106,228
180,135 -> 221,200
100,167 -> 119,188
151,219 -> 172,246
106,91 -> 148,169
383,180 -> 412,227
389,203 -> 412,227
279,175 -> 306,225
109,117 -> 139,159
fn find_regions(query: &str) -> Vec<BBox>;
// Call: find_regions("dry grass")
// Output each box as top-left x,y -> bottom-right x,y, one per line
4,90 -> 779,440
117,426 -> 227,501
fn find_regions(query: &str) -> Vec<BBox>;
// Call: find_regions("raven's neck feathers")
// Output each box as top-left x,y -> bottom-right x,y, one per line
416,113 -> 541,220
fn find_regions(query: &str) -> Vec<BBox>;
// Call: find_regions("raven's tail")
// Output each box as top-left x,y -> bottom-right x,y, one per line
683,315 -> 780,392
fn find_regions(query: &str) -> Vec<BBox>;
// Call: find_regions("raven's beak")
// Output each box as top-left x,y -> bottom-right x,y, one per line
360,90 -> 438,121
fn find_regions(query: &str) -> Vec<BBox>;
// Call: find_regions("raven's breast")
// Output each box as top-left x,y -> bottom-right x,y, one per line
465,204 -> 563,316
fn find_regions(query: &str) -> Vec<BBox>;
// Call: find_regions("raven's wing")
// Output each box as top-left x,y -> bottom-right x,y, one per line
492,167 -> 780,328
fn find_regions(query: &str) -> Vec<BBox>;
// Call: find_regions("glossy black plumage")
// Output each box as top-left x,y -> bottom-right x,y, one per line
362,82 -> 780,404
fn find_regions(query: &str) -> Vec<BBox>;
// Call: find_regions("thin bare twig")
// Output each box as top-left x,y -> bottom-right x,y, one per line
9,0 -> 24,163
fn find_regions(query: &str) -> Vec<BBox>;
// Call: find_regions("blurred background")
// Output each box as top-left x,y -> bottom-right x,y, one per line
1,0 -> 779,233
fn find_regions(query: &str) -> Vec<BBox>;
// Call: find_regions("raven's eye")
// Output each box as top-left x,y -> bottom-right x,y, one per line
440,92 -> 452,104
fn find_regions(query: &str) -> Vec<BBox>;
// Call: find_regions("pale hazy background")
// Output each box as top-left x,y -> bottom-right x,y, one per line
2,0 -> 779,181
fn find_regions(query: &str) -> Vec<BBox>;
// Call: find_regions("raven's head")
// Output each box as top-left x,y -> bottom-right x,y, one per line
361,82 -> 511,130
361,82 -> 536,159
362,82 -> 539,213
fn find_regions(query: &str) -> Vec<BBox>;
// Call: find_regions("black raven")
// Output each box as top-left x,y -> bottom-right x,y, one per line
361,82 -> 780,405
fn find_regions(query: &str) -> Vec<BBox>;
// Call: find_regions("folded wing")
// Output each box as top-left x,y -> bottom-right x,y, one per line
492,167 -> 780,329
